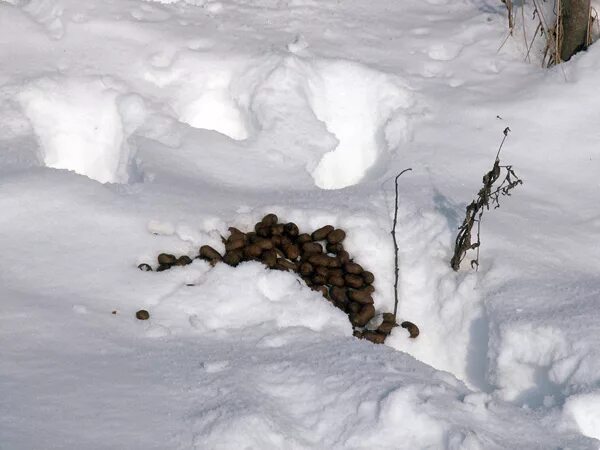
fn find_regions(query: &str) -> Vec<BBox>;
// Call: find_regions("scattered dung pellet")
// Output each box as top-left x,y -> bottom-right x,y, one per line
225,237 -> 246,252
344,274 -> 364,289
327,274 -> 345,287
261,249 -> 277,268
283,243 -> 300,260
361,331 -> 386,344
158,253 -> 177,265
327,229 -> 346,244
299,262 -> 314,276
297,233 -> 312,245
302,242 -> 322,254
271,224 -> 285,236
351,304 -> 375,327
261,213 -> 278,226
330,286 -> 348,304
401,321 -> 420,339
136,309 -> 150,320
382,312 -> 396,323
337,250 -> 350,265
326,243 -> 344,254
175,255 -> 193,266
186,283 -> 195,287
344,262 -> 363,275
284,222 -> 299,237
111,310 -> 117,315
362,271 -> 375,284
156,264 -> 171,272
199,245 -> 222,263
348,289 -> 374,304
138,263 -> 152,272
223,250 -> 243,267
312,225 -> 334,241
377,321 -> 395,335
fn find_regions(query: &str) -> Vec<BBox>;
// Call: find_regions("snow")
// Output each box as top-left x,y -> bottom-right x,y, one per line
1,0 -> 600,448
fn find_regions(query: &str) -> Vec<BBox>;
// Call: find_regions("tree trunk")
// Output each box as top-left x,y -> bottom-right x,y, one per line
560,0 -> 591,61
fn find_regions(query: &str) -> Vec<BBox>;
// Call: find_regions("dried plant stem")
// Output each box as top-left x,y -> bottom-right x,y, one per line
392,168 -> 412,320
450,128 -> 523,272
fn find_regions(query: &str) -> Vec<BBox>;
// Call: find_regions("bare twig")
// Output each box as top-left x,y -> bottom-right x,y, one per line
392,168 -> 412,320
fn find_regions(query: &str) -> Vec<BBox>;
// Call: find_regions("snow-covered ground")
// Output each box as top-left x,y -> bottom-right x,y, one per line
1,0 -> 600,448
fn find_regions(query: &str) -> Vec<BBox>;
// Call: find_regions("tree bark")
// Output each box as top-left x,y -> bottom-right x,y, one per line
560,0 -> 591,61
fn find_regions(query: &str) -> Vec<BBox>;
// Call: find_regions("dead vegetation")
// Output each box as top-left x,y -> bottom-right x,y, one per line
500,0 -> 597,67
450,128 -> 523,271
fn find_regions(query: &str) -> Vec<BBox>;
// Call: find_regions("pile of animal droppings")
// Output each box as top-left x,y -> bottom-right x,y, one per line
140,214 -> 418,344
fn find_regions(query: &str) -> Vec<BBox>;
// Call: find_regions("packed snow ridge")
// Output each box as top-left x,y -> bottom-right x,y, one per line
14,50 -> 413,188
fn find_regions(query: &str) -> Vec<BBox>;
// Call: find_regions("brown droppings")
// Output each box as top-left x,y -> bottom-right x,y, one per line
138,263 -> 152,272
136,310 -> 150,320
261,213 -> 278,226
382,312 -> 396,323
337,250 -> 350,265
401,321 -> 420,338
362,271 -> 375,284
348,289 -> 374,304
350,304 -> 375,327
158,253 -> 177,265
377,321 -> 396,335
312,225 -> 334,241
362,331 -> 386,344
199,246 -> 222,264
284,222 -> 299,237
297,233 -> 312,245
223,250 -> 243,267
299,262 -> 314,276
283,244 -> 300,260
330,286 -> 348,305
302,242 -> 323,254
175,255 -> 193,266
344,262 -> 364,274
261,249 -> 278,268
326,229 -> 346,244
344,274 -> 364,289
326,243 -> 344,254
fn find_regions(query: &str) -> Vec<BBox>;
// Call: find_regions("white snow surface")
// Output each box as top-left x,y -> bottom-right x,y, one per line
1,0 -> 600,448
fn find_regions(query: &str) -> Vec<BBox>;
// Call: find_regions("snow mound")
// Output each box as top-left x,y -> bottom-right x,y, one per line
141,52 -> 413,189
144,52 -> 250,140
152,261 -> 351,336
307,60 -> 413,190
564,391 -> 600,440
17,77 -> 143,184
